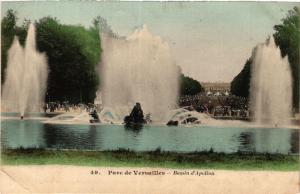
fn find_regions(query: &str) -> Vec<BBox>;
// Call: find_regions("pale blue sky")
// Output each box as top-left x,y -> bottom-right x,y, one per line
2,1 -> 299,82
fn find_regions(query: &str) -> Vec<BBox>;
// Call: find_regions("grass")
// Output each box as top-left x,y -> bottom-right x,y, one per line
1,148 -> 298,171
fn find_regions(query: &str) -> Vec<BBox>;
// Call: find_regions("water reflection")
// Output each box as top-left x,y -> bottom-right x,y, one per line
124,124 -> 143,136
290,130 -> 299,153
237,132 -> 255,153
43,124 -> 100,150
1,119 -> 299,154
1,120 -> 45,149
88,125 -> 98,148
254,128 -> 292,153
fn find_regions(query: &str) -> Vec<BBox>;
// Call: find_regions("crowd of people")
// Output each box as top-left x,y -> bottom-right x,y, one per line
43,101 -> 97,113
43,94 -> 250,119
179,94 -> 250,118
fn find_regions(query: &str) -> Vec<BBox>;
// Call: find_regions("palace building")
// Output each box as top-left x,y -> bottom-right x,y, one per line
201,82 -> 231,93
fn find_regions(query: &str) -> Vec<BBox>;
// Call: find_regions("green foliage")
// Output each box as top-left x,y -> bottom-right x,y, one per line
35,17 -> 101,103
273,7 -> 300,111
180,74 -> 203,96
1,10 -> 101,103
231,59 -> 251,98
2,11 -> 204,103
1,10 -> 31,83
2,149 -> 298,171
231,7 -> 300,111
92,16 -> 118,37
1,9 -> 17,83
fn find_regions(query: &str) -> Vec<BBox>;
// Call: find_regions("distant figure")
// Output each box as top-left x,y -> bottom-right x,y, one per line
124,102 -> 146,124
20,116 -> 24,120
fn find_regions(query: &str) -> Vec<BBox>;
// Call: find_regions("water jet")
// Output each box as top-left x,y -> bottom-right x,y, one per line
2,23 -> 48,117
249,36 -> 292,126
98,25 -> 179,123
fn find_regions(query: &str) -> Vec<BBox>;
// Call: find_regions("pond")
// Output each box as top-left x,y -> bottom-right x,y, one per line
1,118 -> 299,154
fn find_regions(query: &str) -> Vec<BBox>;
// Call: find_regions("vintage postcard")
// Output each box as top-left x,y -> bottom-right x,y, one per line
0,1 -> 299,193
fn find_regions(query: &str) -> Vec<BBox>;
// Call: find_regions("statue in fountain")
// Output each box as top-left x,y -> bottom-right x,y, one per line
124,102 -> 146,124
89,109 -> 100,123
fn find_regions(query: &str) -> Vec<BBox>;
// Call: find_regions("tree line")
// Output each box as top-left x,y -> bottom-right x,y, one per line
1,10 -> 203,104
1,10 -> 100,103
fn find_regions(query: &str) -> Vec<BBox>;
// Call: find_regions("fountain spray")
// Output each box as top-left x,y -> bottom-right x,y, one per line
2,23 -> 48,118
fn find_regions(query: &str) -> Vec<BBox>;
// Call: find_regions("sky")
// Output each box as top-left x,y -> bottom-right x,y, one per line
2,1 -> 299,82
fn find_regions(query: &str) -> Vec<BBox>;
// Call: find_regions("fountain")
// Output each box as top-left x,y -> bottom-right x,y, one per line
99,25 -> 179,122
249,36 -> 292,126
2,23 -> 48,117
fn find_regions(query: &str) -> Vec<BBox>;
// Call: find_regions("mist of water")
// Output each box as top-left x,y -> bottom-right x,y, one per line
98,25 -> 179,122
2,24 -> 48,116
249,36 -> 292,125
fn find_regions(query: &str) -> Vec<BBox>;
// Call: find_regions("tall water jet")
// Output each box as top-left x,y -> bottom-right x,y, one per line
2,24 -> 48,117
99,25 -> 179,122
249,36 -> 292,125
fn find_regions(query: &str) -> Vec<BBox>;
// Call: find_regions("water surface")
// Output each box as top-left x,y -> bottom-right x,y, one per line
1,119 -> 299,154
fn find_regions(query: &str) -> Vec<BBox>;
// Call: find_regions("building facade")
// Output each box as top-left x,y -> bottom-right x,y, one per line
201,82 -> 231,93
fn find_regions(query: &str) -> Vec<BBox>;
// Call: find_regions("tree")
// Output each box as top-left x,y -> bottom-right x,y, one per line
1,12 -> 101,103
273,7 -> 300,111
92,16 -> 119,38
231,7 -> 300,111
1,9 -> 17,83
180,74 -> 204,96
35,17 -> 101,103
230,59 -> 251,98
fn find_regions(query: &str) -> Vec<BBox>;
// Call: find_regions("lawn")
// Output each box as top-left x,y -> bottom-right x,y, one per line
1,148 -> 298,171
